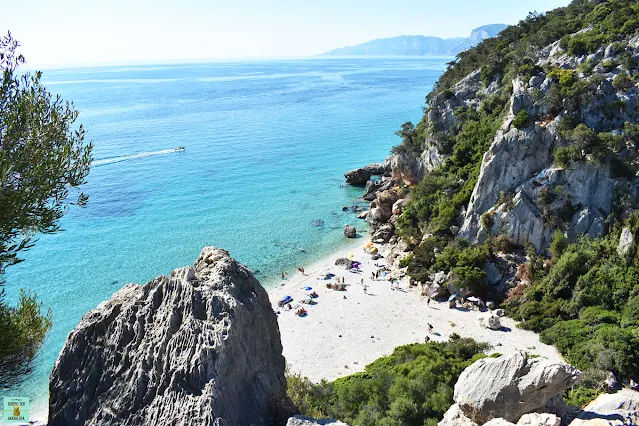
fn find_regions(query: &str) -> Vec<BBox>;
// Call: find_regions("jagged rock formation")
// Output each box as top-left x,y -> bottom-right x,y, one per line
48,247 -> 292,426
447,352 -> 580,425
568,389 -> 639,426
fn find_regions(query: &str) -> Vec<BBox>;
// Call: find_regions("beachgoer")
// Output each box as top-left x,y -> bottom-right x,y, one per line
281,271 -> 286,279
425,335 -> 430,343
364,285 -> 368,294
372,272 -> 375,281
360,278 -> 364,286
427,297 -> 431,306
427,323 -> 433,334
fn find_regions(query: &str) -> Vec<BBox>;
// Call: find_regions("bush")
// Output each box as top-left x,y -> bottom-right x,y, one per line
550,230 -> 569,258
288,339 -> 489,426
508,227 -> 639,380
513,110 -> 530,129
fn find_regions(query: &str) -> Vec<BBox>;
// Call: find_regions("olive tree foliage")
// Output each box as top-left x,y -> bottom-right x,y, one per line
0,32 -> 93,389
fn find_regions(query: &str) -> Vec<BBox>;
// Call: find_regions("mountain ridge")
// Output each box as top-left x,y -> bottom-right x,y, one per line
320,24 -> 508,56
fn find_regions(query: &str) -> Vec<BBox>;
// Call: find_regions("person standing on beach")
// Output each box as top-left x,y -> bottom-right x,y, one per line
427,297 -> 431,306
427,323 -> 433,334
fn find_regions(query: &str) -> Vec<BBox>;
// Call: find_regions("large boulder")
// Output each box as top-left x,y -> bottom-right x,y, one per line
287,416 -> 349,426
569,389 -> 639,426
454,352 -> 580,424
344,225 -> 357,238
478,312 -> 502,330
344,168 -> 371,186
48,247 -> 292,426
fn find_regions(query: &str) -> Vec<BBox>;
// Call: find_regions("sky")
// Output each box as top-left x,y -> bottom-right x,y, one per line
2,0 -> 572,67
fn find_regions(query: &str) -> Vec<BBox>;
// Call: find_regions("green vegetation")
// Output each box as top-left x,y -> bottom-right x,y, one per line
0,33 -> 92,388
505,216 -> 639,380
512,110 -> 530,129
287,337 -> 489,426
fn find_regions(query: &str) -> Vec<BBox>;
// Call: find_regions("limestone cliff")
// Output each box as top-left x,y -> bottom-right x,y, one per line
48,247 -> 292,426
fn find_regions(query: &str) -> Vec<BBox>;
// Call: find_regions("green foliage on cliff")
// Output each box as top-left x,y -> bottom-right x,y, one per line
0,33 -> 92,388
396,103 -> 505,241
434,0 -> 639,97
287,337 -> 488,426
505,217 -> 639,380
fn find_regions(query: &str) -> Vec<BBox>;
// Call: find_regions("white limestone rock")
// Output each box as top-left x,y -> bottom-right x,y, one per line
287,416 -> 349,426
569,389 -> 639,426
48,247 -> 292,426
454,352 -> 580,424
617,227 -> 635,259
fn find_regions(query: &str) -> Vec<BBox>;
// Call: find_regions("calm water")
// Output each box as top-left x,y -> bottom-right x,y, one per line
2,57 -> 447,418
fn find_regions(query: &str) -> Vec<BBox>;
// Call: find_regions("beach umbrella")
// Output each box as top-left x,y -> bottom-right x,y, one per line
448,294 -> 457,301
431,291 -> 440,298
466,296 -> 480,302
304,286 -> 312,291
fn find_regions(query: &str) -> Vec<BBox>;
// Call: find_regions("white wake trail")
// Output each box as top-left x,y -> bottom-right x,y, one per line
92,148 -> 182,166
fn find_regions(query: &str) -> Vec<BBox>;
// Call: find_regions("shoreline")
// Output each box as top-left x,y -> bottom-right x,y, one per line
268,238 -> 563,383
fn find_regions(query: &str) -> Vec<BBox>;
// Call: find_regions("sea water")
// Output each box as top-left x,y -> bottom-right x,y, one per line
2,57 -> 447,418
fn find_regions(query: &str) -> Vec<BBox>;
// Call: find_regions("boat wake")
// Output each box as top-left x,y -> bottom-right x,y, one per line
92,148 -> 183,166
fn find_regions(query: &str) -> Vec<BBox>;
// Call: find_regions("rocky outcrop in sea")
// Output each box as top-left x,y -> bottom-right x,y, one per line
48,247 -> 293,426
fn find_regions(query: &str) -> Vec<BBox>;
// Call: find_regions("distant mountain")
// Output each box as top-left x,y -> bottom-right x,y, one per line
320,24 -> 508,57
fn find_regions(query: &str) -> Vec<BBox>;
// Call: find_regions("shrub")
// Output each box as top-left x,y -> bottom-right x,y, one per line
513,110 -> 530,129
613,73 -> 631,90
550,230 -> 569,258
288,339 -> 489,426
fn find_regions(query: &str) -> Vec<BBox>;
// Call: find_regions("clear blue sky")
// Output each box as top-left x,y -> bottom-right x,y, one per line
2,0 -> 571,67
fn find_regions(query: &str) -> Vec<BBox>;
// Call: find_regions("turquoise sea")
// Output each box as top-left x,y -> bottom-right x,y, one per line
2,57 -> 447,418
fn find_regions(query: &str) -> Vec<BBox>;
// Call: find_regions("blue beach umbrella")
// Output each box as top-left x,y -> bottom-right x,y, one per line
448,294 -> 457,301
304,286 -> 312,291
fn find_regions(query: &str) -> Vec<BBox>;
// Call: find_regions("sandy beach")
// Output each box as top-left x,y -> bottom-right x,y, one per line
268,240 -> 563,383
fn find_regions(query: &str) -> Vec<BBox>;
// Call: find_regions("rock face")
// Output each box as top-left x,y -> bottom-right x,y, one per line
49,247 -> 291,426
453,352 -> 580,424
344,168 -> 371,186
569,390 -> 639,426
344,225 -> 357,238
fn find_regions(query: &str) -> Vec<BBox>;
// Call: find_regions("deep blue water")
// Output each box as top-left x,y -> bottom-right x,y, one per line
2,58 -> 447,418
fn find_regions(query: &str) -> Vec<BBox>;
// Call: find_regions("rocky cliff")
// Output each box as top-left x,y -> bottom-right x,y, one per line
48,247 -> 292,426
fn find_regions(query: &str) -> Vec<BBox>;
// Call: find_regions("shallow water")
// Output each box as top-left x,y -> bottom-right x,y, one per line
2,57 -> 447,417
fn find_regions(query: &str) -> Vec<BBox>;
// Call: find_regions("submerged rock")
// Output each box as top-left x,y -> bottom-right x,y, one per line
454,352 -> 580,424
49,247 -> 292,426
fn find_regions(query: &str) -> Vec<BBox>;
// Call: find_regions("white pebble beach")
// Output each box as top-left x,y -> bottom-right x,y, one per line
269,240 -> 563,383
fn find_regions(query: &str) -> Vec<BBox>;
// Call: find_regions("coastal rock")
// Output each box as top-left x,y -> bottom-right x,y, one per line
344,225 -> 357,238
287,416 -> 350,426
48,247 -> 292,426
617,227 -> 635,259
363,163 -> 387,175
454,351 -> 581,424
344,168 -> 371,186
569,389 -> 639,426
478,312 -> 502,330
372,223 -> 395,243
367,190 -> 399,229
